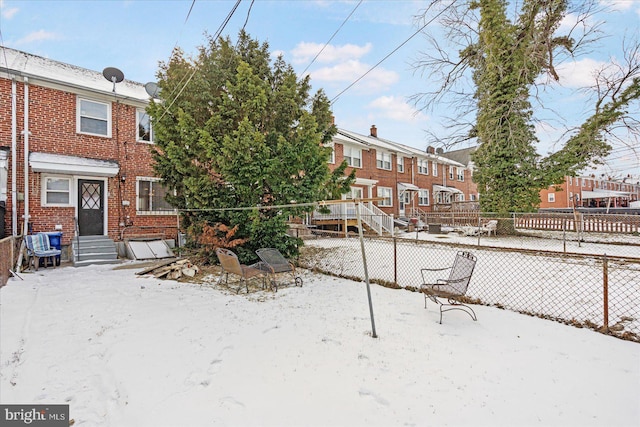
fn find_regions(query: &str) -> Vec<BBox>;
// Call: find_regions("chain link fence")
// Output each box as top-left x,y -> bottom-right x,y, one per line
296,229 -> 640,342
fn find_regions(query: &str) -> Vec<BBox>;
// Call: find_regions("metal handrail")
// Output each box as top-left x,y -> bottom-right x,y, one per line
73,217 -> 80,262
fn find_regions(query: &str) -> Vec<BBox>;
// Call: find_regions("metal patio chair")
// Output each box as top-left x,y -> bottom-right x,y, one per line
255,248 -> 303,292
215,248 -> 266,294
420,251 -> 478,323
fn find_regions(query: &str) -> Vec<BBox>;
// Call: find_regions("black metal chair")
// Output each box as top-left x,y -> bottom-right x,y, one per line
420,251 -> 477,323
255,248 -> 302,292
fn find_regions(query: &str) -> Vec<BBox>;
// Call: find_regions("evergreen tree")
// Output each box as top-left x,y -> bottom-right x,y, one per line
147,32 -> 354,261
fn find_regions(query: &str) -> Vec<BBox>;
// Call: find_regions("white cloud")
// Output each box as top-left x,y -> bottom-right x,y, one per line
367,95 -> 426,123
15,30 -> 60,45
599,0 -> 634,11
291,42 -> 372,65
1,0 -> 18,19
309,59 -> 398,90
555,57 -> 607,88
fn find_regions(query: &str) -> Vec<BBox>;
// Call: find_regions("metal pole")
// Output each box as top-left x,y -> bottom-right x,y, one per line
356,202 -> 377,338
393,237 -> 397,286
603,254 -> 609,333
563,218 -> 566,253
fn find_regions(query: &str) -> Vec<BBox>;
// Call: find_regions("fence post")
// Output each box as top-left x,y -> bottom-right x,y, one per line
603,254 -> 609,333
393,237 -> 398,286
562,218 -> 566,253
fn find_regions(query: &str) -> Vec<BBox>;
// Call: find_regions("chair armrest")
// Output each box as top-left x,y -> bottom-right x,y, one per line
420,266 -> 451,284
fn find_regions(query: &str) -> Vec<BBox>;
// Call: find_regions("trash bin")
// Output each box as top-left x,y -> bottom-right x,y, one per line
44,231 -> 63,266
428,223 -> 441,234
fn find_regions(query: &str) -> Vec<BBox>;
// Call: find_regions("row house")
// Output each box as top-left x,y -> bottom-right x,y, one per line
0,48 -> 177,256
327,125 -> 475,221
540,174 -> 640,209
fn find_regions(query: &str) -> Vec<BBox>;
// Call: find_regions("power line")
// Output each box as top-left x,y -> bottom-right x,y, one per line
158,0 -> 243,122
301,0 -> 363,76
329,0 -> 455,105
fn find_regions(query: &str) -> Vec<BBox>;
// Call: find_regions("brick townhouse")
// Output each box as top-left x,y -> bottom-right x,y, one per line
0,47 -> 178,256
539,175 -> 640,209
328,125 -> 476,219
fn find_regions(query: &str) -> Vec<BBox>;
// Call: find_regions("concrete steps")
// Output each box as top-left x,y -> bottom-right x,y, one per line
72,235 -> 120,267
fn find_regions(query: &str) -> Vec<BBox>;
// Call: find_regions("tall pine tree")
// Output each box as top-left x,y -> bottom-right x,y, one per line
147,32 -> 354,261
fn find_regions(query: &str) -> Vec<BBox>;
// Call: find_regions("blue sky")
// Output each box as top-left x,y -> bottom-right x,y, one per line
1,0 -> 638,179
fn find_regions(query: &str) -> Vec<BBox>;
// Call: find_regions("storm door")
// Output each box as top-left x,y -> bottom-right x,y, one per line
77,179 -> 104,236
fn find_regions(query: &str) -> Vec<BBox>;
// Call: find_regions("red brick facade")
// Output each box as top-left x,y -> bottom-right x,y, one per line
0,52 -> 178,246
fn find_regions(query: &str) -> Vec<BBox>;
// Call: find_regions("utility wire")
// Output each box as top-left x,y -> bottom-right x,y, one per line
330,0 -> 455,105
158,0 -> 243,122
301,0 -> 363,76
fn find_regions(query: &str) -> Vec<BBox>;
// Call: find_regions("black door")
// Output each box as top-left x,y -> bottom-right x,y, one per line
78,179 -> 104,236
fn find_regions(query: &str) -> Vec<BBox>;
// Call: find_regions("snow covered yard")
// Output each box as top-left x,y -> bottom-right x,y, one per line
1,263 -> 638,427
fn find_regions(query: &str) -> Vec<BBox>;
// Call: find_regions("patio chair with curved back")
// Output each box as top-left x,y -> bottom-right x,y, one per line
215,248 -> 266,294
420,251 -> 478,323
255,248 -> 302,292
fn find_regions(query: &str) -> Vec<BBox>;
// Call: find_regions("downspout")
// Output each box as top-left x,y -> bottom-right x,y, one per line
22,77 -> 29,236
11,78 -> 17,236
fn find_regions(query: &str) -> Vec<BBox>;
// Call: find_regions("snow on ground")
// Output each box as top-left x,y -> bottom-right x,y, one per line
1,262 -> 639,427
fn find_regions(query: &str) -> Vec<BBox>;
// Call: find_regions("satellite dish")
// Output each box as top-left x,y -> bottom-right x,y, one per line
144,82 -> 161,99
103,67 -> 124,92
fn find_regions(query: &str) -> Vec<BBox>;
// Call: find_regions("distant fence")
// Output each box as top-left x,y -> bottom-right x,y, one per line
406,211 -> 640,234
0,236 -> 17,287
296,230 -> 640,342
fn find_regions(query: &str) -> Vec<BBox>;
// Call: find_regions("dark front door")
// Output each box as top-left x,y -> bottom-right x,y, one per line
78,179 -> 104,236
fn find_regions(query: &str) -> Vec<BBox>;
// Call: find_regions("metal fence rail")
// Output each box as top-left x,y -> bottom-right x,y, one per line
298,230 -> 640,342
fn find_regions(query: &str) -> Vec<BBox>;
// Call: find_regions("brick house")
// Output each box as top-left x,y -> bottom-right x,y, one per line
327,125 -> 475,219
0,48 -> 178,258
540,175 -> 640,209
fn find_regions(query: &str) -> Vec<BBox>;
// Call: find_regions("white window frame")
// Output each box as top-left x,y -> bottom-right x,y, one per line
417,159 -> 429,175
548,193 -> 556,203
41,175 -> 73,207
449,166 -> 455,180
77,97 -> 111,137
376,151 -> 392,170
397,155 -> 404,173
457,167 -> 464,181
418,189 -> 430,206
470,194 -> 477,201
328,145 -> 335,164
343,146 -> 362,168
377,187 -> 393,207
136,177 -> 175,215
432,161 -> 438,176
136,109 -> 153,143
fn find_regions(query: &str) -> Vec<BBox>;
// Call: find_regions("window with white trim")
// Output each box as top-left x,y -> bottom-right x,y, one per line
418,189 -> 429,206
548,193 -> 555,203
470,194 -> 477,201
377,187 -> 392,207
432,161 -> 438,176
77,98 -> 111,137
376,151 -> 391,170
397,155 -> 404,173
42,176 -> 71,206
137,178 -> 174,213
137,109 -> 153,143
328,145 -> 335,164
417,159 -> 429,175
343,146 -> 362,168
449,166 -> 454,180
457,167 -> 464,181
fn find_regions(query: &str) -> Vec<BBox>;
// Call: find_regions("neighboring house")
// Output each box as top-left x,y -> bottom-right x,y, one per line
327,125 -> 474,218
0,48 -> 177,253
540,175 -> 640,210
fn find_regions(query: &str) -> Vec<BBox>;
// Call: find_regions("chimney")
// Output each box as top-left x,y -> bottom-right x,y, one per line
426,146 -> 435,154
370,125 -> 377,138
